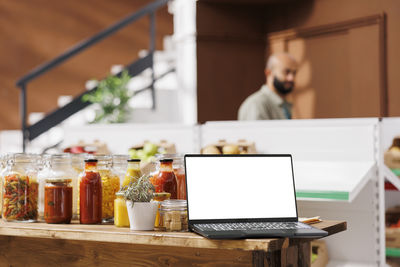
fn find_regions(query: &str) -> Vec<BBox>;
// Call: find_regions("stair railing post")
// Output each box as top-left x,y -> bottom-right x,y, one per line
20,84 -> 28,152
149,11 -> 156,110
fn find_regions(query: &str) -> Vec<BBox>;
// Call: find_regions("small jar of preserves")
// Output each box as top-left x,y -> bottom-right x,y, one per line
153,192 -> 171,230
79,159 -> 102,224
96,155 -> 120,223
152,159 -> 178,199
122,159 -> 142,187
114,192 -> 129,227
159,200 -> 188,232
2,153 -> 39,222
44,178 -> 73,224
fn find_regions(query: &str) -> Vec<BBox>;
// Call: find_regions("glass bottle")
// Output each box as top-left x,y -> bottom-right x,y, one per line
44,177 -> 73,224
114,192 -> 129,227
152,159 -> 178,199
172,155 -> 186,200
97,155 -> 120,223
79,159 -> 102,224
159,200 -> 188,232
2,153 -> 39,222
122,159 -> 142,187
112,154 -> 129,187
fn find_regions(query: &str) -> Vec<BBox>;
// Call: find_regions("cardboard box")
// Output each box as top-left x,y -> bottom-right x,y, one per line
387,228 -> 400,248
311,240 -> 329,267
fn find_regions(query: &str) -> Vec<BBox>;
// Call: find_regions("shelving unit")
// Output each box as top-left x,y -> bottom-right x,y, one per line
60,117 -> 400,266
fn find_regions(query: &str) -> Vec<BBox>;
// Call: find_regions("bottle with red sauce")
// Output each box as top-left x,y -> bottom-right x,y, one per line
79,159 -> 102,224
44,178 -> 73,224
153,159 -> 178,199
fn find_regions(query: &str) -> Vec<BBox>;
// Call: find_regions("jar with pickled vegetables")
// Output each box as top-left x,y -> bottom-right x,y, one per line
114,192 -> 129,227
79,159 -> 102,224
72,153 -> 86,218
152,159 -> 177,199
97,155 -> 120,222
122,159 -> 141,187
2,153 -> 39,222
44,178 -> 72,224
112,155 -> 129,187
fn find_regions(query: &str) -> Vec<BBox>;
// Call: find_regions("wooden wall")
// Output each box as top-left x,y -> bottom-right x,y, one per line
196,0 -> 400,122
0,0 -> 173,130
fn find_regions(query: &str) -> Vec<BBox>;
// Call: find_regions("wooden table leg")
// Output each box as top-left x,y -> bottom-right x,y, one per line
254,241 -> 311,267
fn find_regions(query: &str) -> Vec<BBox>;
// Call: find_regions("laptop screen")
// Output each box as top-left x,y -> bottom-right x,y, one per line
185,155 -> 298,221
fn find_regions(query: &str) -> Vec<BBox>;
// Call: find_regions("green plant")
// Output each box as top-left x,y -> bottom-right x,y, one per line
82,70 -> 132,123
122,174 -> 155,203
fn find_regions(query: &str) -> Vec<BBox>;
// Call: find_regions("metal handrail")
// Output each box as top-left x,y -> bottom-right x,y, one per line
16,0 -> 168,86
16,0 -> 170,151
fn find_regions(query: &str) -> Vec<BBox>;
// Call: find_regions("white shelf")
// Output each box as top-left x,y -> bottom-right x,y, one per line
326,260 -> 377,267
294,161 -> 376,202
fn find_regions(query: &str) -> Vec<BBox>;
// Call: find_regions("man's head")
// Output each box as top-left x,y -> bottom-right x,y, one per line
265,53 -> 298,98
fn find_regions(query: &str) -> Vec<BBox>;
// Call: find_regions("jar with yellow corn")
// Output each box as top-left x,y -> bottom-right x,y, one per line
97,155 -> 120,223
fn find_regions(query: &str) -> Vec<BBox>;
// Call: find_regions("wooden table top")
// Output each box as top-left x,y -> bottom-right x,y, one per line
0,220 -> 346,252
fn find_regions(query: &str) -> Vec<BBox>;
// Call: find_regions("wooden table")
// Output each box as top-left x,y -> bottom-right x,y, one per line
0,220 -> 346,266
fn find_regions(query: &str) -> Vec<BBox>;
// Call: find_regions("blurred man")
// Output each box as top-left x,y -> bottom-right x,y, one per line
238,53 -> 298,120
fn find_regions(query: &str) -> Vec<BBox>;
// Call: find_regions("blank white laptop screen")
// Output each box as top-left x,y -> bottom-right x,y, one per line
185,156 -> 298,220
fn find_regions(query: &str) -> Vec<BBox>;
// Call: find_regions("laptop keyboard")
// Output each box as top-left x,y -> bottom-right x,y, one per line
195,222 -> 311,231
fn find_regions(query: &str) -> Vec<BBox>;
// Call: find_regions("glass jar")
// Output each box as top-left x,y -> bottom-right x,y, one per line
112,155 -> 129,187
122,159 -> 142,187
114,192 -> 129,227
72,153 -> 86,218
0,154 -> 9,217
79,159 -> 102,224
152,159 -> 178,199
97,155 -> 120,222
153,192 -> 171,230
37,154 -> 52,220
44,178 -> 73,224
2,153 -> 39,222
159,200 -> 188,232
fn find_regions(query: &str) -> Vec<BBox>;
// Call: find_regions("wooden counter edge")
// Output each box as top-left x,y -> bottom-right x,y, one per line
0,220 -> 346,252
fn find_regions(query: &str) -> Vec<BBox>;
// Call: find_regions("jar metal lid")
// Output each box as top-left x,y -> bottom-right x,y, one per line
160,158 -> 173,163
161,199 -> 187,210
127,159 -> 141,162
85,159 -> 98,163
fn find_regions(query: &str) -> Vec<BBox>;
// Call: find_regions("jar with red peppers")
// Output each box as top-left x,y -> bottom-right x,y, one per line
152,159 -> 177,199
79,159 -> 102,224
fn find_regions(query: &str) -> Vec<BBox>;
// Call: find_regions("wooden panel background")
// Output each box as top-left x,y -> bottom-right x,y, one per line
268,15 -> 384,119
0,0 -> 173,130
196,0 -> 400,122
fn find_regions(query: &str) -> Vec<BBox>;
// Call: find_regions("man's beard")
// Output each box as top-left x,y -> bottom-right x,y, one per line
273,77 -> 294,95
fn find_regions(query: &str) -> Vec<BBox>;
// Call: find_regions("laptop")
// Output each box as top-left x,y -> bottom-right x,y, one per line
184,154 -> 328,239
